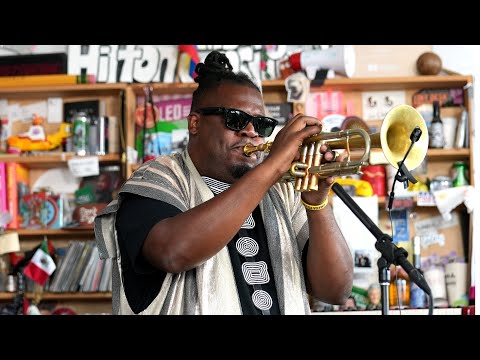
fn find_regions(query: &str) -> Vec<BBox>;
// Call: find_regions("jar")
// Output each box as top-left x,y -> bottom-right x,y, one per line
429,176 -> 452,192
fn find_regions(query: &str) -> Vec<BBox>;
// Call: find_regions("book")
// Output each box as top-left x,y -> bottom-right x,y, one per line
0,162 -> 6,215
19,192 -> 46,229
79,245 -> 99,292
81,246 -> 100,292
135,95 -> 191,160
265,103 -> 292,125
77,165 -> 122,204
5,163 -> 29,229
68,242 -> 93,292
412,88 -> 464,108
48,243 -> 74,292
0,73 -> 96,87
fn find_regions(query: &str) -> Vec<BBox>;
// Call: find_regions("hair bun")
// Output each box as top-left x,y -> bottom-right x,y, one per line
194,50 -> 233,83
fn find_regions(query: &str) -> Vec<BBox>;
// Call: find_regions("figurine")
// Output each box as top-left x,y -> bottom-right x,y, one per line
367,283 -> 382,310
7,116 -> 71,153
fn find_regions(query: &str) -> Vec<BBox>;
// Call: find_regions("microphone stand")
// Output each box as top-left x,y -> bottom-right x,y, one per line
331,126 -> 432,315
332,183 -> 422,314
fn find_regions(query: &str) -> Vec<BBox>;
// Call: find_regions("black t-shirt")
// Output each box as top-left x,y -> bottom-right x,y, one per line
115,192 -> 283,314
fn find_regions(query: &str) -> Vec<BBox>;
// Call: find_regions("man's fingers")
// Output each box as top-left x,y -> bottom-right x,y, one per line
323,150 -> 338,162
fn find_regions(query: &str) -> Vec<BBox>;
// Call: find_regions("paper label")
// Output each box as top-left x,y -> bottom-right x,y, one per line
68,157 -> 100,177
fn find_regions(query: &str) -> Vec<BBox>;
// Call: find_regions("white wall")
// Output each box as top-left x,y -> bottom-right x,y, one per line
32,45 -> 67,54
433,45 -> 479,308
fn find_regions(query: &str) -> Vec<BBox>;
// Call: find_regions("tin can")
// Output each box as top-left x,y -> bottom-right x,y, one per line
72,111 -> 90,156
361,165 -> 386,196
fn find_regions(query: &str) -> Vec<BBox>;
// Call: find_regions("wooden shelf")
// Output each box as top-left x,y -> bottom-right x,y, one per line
129,80 -> 293,95
427,148 -> 470,161
310,75 -> 473,91
0,83 -> 128,96
260,75 -> 473,91
0,292 -> 111,301
0,153 -> 121,168
8,228 -> 94,237
129,82 -> 198,95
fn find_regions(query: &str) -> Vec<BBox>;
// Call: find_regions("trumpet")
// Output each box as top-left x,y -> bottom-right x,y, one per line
244,104 -> 429,192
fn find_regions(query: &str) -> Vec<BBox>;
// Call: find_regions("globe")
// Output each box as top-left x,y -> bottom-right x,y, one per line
417,52 -> 443,75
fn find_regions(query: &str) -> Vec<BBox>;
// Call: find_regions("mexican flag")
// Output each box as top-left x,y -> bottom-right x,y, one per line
24,239 -> 56,286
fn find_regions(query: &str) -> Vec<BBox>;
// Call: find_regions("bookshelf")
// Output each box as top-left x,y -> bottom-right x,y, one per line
0,83 -> 126,314
1,74 -> 474,315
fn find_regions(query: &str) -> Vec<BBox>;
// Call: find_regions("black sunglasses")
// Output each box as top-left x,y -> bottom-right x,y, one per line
196,107 -> 278,138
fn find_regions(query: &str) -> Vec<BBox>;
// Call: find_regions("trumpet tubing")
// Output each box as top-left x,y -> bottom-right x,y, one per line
243,104 -> 428,192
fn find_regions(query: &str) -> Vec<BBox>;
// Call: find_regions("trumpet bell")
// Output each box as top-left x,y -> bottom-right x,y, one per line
381,104 -> 429,171
243,103 -> 429,192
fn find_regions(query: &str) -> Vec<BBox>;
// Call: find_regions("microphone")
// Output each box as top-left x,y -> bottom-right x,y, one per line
388,127 -> 422,211
410,126 -> 422,143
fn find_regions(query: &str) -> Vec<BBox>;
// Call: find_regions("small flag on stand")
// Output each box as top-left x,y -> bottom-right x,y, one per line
177,45 -> 200,81
23,237 -> 56,286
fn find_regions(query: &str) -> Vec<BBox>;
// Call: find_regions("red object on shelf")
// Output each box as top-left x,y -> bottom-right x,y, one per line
462,305 -> 475,315
361,165 -> 386,196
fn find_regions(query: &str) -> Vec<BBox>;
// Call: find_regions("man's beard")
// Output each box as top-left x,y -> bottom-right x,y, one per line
230,152 -> 264,180
231,163 -> 253,179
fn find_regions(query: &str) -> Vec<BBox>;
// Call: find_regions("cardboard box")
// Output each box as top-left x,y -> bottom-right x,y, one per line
353,45 -> 433,78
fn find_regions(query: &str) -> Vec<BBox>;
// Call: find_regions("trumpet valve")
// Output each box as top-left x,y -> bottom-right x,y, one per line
290,162 -> 308,177
307,141 -> 323,191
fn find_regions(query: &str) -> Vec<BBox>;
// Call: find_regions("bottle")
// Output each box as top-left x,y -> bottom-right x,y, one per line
389,267 -> 410,308
410,236 -> 427,308
428,101 -> 445,148
451,161 -> 469,187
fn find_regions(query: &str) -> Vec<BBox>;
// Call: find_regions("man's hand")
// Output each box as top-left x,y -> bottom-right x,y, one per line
301,144 -> 347,206
263,114 -> 322,181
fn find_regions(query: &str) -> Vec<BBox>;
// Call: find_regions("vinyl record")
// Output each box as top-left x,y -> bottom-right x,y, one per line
32,168 -> 82,194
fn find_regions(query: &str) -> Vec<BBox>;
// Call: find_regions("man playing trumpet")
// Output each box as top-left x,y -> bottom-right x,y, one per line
95,50 -> 353,315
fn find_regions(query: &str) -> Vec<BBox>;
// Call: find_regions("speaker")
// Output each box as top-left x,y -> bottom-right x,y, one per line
288,45 -> 356,80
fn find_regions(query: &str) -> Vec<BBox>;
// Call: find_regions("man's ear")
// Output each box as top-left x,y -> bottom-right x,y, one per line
188,112 -> 200,135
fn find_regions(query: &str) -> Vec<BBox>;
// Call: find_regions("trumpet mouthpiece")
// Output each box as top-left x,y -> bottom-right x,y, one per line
243,142 -> 272,157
